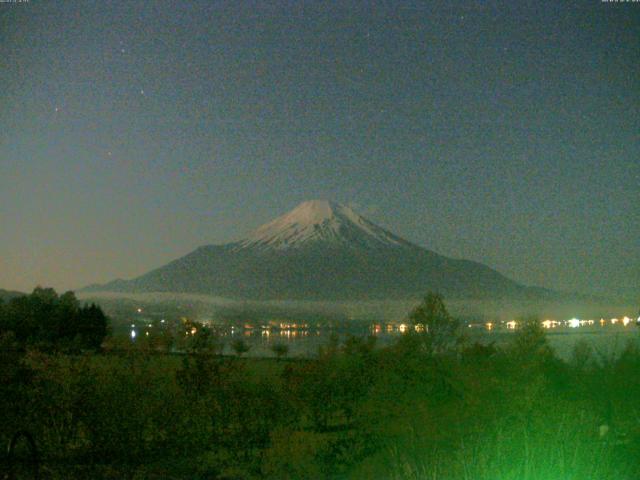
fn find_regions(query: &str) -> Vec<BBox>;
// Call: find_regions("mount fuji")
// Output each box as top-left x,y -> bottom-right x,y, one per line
86,200 -> 552,300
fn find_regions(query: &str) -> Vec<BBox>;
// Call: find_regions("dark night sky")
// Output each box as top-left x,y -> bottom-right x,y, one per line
1,1 -> 638,297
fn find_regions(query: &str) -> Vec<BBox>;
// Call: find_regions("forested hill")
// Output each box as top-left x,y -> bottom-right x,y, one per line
0,289 -> 25,303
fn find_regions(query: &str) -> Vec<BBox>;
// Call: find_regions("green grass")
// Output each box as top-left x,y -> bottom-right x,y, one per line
1,331 -> 639,479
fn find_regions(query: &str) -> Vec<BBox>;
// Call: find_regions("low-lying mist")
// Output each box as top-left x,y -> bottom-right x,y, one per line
77,291 -> 637,324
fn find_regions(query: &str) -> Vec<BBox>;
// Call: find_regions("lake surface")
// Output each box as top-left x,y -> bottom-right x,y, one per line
219,323 -> 640,361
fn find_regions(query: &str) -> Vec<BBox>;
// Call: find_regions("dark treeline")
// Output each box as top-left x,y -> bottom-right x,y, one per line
0,287 -> 108,351
1,292 -> 639,479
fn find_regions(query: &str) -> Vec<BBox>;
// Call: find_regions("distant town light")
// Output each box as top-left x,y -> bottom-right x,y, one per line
131,329 -> 136,340
568,318 -> 580,328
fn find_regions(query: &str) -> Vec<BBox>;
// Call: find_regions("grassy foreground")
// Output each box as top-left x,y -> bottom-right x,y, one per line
1,322 -> 640,479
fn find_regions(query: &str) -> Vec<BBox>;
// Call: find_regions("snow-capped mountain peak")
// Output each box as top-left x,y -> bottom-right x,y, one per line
236,200 -> 408,251
86,200 -> 532,301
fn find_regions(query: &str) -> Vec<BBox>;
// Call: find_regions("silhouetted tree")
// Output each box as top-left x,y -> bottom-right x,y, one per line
271,342 -> 289,361
408,292 -> 462,355
188,325 -> 224,354
231,338 -> 250,357
342,334 -> 377,357
77,303 -> 109,350
511,317 -> 551,359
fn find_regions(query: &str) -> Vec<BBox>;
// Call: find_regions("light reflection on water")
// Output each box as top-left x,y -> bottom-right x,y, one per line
220,323 -> 640,361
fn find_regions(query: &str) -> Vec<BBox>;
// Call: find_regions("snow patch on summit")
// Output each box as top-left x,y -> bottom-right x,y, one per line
236,200 -> 408,251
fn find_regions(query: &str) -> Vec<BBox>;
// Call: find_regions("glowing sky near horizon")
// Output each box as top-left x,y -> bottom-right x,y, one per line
0,1 -> 638,297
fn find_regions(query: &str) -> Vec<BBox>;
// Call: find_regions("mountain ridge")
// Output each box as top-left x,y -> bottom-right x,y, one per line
84,200 -> 561,301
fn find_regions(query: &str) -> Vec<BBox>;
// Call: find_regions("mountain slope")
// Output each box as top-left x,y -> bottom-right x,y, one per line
87,200 -> 552,301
